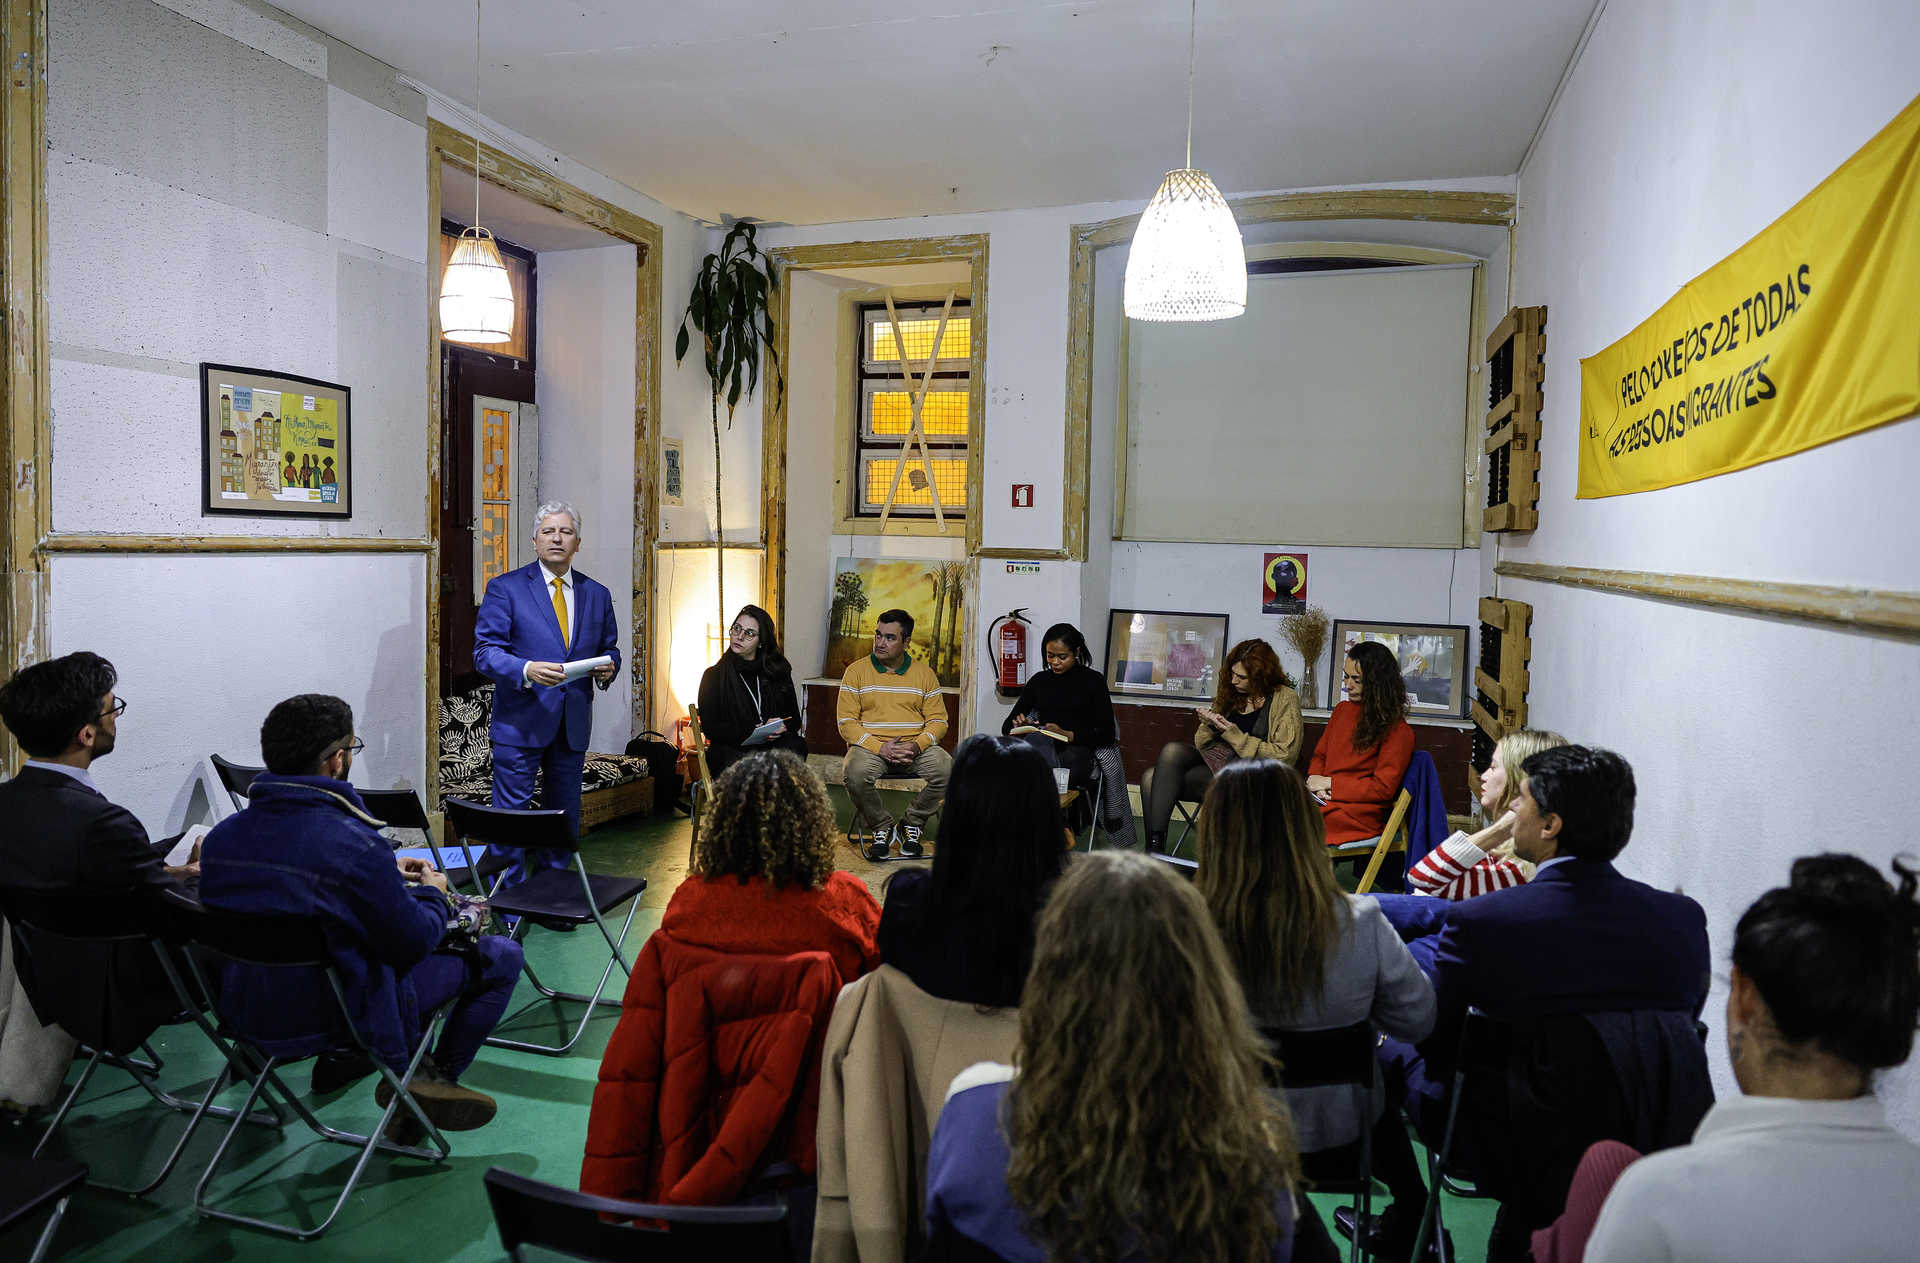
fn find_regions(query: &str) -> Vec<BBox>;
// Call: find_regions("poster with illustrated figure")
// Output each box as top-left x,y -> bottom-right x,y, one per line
201,362 -> 352,518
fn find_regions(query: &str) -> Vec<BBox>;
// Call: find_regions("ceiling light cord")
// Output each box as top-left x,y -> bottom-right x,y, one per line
1184,0 -> 1195,171
474,0 -> 483,223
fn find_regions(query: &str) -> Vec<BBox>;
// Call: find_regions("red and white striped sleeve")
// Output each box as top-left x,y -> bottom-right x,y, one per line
1408,832 -> 1531,901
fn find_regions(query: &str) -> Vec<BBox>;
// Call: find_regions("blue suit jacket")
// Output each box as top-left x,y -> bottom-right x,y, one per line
1429,858 -> 1710,1029
473,561 -> 621,751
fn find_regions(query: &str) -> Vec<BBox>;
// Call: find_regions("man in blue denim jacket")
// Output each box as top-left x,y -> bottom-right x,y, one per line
199,694 -> 522,1134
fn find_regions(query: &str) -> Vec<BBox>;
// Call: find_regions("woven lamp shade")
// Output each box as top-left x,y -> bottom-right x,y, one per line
1123,168 -> 1247,322
440,226 -> 514,343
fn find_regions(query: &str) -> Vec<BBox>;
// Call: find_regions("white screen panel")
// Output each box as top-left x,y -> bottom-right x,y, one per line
1123,264 -> 1474,546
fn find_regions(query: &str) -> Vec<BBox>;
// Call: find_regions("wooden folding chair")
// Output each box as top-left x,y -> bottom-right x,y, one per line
686,705 -> 718,866
1329,787 -> 1412,893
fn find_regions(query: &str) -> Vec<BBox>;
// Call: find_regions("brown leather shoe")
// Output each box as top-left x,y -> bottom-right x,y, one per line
375,1068 -> 497,1132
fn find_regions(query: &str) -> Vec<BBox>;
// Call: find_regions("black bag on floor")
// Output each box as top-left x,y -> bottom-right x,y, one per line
624,731 -> 685,816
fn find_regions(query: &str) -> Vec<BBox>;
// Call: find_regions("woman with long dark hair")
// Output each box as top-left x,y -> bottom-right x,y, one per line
1195,759 -> 1433,1187
1578,854 -> 1920,1262
924,851 -> 1333,1262
1307,640 -> 1415,847
696,604 -> 806,776
878,734 -> 1069,1007
1141,637 -> 1302,850
999,622 -> 1135,847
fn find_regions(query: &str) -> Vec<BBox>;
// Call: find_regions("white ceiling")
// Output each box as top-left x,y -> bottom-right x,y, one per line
283,0 -> 1597,226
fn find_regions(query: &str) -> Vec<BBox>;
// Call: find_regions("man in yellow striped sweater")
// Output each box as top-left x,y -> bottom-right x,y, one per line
837,608 -> 950,860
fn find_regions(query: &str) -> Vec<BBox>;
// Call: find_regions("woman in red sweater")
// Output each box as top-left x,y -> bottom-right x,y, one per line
1307,641 -> 1415,846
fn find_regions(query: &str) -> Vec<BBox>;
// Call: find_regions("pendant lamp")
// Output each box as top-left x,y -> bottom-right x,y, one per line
1123,0 -> 1246,322
439,0 -> 514,343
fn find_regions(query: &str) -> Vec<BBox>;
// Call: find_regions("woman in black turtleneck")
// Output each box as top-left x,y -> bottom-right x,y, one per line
1001,623 -> 1116,780
696,604 -> 807,776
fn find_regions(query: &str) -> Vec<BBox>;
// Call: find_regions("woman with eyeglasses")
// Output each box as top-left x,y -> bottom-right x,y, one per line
697,604 -> 806,776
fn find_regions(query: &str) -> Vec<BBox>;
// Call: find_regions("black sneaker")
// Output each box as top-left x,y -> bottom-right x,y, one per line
898,824 -> 924,858
863,827 -> 895,862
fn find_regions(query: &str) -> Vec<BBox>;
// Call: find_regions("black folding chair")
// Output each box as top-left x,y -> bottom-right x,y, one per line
169,897 -> 459,1240
0,1157 -> 88,1263
1265,1022 -> 1378,1263
444,798 -> 647,1055
0,887 -> 281,1195
356,786 -> 504,894
209,754 -> 264,810
483,1166 -> 790,1263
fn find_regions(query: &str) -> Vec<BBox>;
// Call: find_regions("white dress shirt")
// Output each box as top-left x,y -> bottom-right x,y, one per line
1584,1092 -> 1920,1262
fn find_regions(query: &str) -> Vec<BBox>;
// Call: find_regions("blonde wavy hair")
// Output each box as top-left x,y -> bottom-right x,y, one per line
1196,759 -> 1347,1015
690,749 -> 837,889
1484,728 -> 1568,874
1006,851 -> 1299,1263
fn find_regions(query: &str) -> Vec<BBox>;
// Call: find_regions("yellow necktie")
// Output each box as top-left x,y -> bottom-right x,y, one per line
550,576 -> 570,649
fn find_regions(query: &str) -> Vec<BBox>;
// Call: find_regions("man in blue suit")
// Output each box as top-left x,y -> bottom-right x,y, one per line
473,501 -> 620,882
1347,745 -> 1711,1260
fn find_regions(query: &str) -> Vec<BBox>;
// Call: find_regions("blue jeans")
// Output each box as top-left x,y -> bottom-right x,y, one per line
408,937 -> 523,1078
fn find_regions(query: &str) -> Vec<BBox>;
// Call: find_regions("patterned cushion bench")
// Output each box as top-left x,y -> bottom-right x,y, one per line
439,684 -> 652,832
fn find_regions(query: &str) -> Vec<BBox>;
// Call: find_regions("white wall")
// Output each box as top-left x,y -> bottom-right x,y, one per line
40,0 -> 709,824
1505,0 -> 1920,1130
44,0 -> 429,829
537,243 -> 639,754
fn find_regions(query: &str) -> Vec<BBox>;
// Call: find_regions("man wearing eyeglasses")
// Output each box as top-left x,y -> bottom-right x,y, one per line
198,694 -> 523,1136
0,651 -> 195,1107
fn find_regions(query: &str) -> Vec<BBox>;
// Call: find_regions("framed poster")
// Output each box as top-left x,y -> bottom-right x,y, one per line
661,437 -> 684,507
201,363 -> 351,519
1261,551 -> 1309,614
1103,609 -> 1229,701
1331,619 -> 1470,718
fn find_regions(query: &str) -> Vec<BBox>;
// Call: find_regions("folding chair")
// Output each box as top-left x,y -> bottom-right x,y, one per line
362,786 -> 502,895
169,897 -> 458,1240
484,1166 -> 790,1263
445,798 -> 648,1056
0,887 -> 281,1196
1330,787 -> 1412,894
0,1157 -> 88,1263
209,754 -> 265,811
686,705 -> 718,866
1265,1022 -> 1378,1263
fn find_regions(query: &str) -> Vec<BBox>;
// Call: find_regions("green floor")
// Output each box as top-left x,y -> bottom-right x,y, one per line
0,796 -> 1496,1261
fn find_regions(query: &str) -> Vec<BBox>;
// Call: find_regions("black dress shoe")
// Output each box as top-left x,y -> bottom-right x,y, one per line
1333,1204 -> 1451,1261
310,1047 -> 376,1095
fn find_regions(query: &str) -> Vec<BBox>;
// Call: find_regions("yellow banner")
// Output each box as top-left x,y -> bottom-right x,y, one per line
1577,93 -> 1920,498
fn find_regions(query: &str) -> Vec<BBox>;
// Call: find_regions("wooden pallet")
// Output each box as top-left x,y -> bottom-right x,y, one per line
1484,305 -> 1546,532
1471,596 -> 1533,778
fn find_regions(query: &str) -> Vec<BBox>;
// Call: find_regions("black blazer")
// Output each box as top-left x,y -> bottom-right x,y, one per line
0,766 -> 188,1052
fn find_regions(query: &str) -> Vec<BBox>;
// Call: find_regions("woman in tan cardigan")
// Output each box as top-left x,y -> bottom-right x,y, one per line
1142,638 -> 1302,850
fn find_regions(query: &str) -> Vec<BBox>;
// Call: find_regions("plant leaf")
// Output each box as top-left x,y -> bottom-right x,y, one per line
674,323 -> 690,363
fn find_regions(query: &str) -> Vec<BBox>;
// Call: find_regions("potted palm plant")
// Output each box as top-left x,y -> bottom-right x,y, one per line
675,221 -> 781,628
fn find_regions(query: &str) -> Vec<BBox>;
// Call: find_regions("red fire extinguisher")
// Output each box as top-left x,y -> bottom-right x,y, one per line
988,608 -> 1031,698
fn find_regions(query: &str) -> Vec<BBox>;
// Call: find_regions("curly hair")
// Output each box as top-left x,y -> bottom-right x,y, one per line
1006,852 -> 1299,1263
1210,637 -> 1294,717
690,749 -> 837,889
1346,640 -> 1408,751
1196,759 -> 1346,1014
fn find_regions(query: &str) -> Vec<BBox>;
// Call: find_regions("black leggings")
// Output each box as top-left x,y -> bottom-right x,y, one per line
1142,742 -> 1213,841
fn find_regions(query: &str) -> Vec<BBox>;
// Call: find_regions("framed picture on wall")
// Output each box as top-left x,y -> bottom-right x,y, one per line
1331,619 -> 1471,718
200,362 -> 351,519
1103,609 -> 1230,701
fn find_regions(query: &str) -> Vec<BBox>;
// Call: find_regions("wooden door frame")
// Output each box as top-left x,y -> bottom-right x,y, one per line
426,120 -> 663,805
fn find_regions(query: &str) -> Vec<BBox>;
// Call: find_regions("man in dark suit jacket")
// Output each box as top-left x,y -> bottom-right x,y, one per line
472,501 -> 620,882
0,651 -> 194,1053
1349,746 -> 1711,1260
